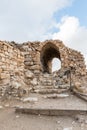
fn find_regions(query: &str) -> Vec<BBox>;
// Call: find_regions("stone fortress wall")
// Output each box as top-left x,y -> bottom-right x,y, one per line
0,40 -> 86,97
0,41 -> 25,98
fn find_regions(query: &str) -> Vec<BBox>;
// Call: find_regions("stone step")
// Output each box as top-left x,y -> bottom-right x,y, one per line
32,85 -> 54,90
15,107 -> 87,116
33,85 -> 69,90
33,88 -> 69,94
15,93 -> 87,116
43,93 -> 69,99
40,77 -> 53,86
40,82 -> 53,86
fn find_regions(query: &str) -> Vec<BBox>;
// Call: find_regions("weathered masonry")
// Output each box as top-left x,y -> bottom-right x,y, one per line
0,40 -> 87,97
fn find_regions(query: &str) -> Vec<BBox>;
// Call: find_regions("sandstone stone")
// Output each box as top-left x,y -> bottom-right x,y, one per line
25,70 -> 34,78
30,65 -> 40,70
22,97 -> 38,103
0,73 -> 8,79
43,93 -> 69,99
74,82 -> 81,88
31,78 -> 38,86
24,61 -> 33,66
11,81 -> 21,89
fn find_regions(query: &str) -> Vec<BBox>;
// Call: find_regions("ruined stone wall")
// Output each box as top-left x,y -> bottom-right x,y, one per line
67,48 -> 86,76
17,40 -> 86,90
0,41 -> 26,98
17,41 -> 41,88
0,40 -> 86,95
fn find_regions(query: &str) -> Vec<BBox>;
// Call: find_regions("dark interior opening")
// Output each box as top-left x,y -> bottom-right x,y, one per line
40,43 -> 61,73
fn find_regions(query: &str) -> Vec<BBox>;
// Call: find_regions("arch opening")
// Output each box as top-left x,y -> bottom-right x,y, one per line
52,58 -> 61,72
40,43 -> 61,73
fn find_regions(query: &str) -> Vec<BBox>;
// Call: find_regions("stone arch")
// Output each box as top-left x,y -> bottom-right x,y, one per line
40,42 -> 61,73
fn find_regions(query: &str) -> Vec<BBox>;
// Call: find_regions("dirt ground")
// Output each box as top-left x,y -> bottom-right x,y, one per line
0,93 -> 87,130
0,107 -> 87,130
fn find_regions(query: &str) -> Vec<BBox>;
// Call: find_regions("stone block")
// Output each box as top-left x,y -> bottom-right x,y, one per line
0,73 -> 9,79
25,70 -> 34,78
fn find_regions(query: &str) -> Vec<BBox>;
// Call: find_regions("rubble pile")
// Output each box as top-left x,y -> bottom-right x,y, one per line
0,75 -> 28,100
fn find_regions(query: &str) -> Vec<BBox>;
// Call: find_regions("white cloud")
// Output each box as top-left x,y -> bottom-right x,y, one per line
0,0 -> 73,42
52,16 -> 87,66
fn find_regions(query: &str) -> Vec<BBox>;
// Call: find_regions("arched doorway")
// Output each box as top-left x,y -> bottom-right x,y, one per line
40,43 -> 61,73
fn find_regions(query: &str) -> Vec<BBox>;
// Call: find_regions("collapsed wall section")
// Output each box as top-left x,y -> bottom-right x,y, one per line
67,48 -> 86,76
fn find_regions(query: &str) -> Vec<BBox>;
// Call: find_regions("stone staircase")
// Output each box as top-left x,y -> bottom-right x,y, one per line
33,73 -> 70,94
39,73 -> 53,87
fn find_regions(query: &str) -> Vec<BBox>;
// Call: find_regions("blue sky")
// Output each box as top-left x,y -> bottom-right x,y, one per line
54,0 -> 87,26
50,0 -> 87,35
0,0 -> 87,69
0,0 -> 87,42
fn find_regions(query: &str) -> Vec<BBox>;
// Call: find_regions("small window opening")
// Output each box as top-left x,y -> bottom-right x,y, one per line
52,58 -> 61,72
